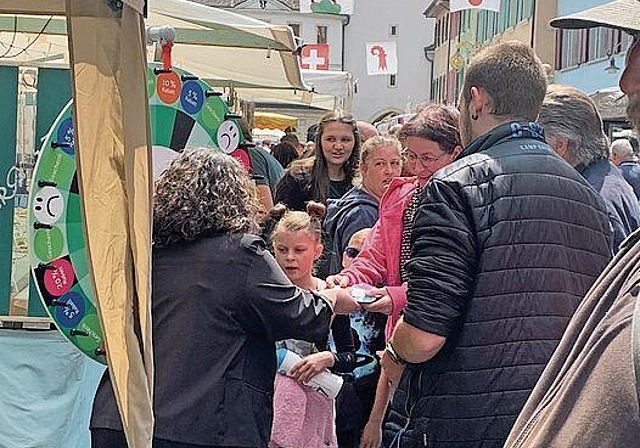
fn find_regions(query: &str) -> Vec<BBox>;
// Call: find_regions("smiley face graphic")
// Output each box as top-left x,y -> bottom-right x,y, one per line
217,120 -> 240,154
33,186 -> 65,225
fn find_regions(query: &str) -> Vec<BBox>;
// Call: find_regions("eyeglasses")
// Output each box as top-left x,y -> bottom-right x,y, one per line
344,246 -> 360,258
403,149 -> 446,166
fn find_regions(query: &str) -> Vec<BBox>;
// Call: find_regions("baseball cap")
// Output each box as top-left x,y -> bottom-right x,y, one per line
550,0 -> 640,36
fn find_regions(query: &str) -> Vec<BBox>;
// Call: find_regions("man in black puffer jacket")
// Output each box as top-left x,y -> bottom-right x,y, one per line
376,41 -> 613,448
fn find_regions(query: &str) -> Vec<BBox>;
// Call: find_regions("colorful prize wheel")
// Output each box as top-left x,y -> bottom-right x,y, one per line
29,63 -> 251,364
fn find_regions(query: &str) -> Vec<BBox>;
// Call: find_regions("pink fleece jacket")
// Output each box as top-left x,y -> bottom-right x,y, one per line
270,373 -> 337,448
340,177 -> 419,339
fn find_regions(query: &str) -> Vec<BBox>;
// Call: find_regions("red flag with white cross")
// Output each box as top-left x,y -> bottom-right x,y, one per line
300,44 -> 330,70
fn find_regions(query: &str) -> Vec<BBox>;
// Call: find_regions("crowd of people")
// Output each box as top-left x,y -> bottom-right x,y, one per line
90,3 -> 640,447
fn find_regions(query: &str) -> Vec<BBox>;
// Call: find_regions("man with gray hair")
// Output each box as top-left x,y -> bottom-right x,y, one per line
611,138 -> 640,198
538,84 -> 640,250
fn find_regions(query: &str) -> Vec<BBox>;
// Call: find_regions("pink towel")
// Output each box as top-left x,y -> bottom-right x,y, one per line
270,373 -> 337,448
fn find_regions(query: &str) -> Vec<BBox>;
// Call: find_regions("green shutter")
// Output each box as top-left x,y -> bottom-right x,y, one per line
0,66 -> 18,315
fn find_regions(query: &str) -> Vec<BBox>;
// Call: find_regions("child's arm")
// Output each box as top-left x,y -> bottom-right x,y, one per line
289,315 -> 356,383
328,219 -> 389,287
360,371 -> 391,448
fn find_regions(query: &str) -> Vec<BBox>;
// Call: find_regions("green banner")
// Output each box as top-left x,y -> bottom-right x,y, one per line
0,66 -> 18,315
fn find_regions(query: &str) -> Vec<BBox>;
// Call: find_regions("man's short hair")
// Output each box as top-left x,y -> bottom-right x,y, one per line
462,41 -> 547,122
538,84 -> 609,166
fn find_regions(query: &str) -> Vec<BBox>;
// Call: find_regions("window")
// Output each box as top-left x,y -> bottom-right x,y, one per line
510,0 -> 519,25
316,25 -> 327,44
521,0 -> 535,21
558,29 -> 585,69
388,74 -> 397,88
460,10 -> 471,34
557,27 -> 630,69
443,14 -> 449,43
390,25 -> 399,36
288,23 -> 300,38
478,10 -> 485,42
588,27 -> 610,61
450,12 -> 460,38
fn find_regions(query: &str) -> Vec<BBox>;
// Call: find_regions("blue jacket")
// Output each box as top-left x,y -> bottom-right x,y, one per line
578,158 -> 640,251
618,160 -> 640,200
324,187 -> 379,275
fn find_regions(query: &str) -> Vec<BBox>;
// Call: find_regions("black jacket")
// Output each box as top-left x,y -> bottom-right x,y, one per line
91,233 -> 333,447
383,123 -> 613,448
325,186 -> 379,274
274,167 -> 351,211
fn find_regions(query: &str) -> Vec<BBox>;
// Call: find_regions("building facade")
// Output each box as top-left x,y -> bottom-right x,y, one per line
553,0 -> 635,135
554,0 -> 633,94
195,0 -> 346,71
425,0 -> 556,106
343,0 -> 434,122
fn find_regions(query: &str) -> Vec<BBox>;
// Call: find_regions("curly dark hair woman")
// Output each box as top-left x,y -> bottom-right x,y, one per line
153,148 -> 262,247
90,148 -> 358,448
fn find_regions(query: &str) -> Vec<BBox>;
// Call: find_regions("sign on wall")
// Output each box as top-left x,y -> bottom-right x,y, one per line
450,0 -> 501,12
366,41 -> 398,76
299,0 -> 354,15
300,44 -> 330,70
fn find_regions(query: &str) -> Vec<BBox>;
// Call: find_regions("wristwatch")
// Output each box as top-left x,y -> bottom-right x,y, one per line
385,341 -> 408,366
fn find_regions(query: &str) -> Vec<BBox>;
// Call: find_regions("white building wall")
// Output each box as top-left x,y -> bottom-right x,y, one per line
344,0 -> 434,121
235,6 -> 346,71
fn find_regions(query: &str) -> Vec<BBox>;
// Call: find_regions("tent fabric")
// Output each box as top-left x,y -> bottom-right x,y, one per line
0,0 -> 66,15
233,69 -> 355,111
0,329 -> 105,448
0,0 -> 142,15
147,0 -> 305,90
0,0 -> 306,90
254,111 -> 298,131
66,1 -> 153,447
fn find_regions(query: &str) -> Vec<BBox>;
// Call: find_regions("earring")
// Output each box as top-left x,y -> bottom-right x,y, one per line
471,112 -> 478,121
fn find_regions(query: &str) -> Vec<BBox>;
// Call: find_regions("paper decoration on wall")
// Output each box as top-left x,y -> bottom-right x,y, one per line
366,41 -> 398,76
299,0 -> 354,15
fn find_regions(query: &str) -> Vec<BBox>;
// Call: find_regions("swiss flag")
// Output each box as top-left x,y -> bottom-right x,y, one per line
450,0 -> 500,12
300,44 -> 330,70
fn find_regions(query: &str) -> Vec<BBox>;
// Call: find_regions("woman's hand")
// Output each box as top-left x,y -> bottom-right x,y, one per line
360,418 -> 383,448
360,287 -> 392,315
325,274 -> 350,288
290,351 -> 335,384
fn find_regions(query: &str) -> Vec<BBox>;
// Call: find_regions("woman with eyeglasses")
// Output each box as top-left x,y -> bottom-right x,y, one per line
326,104 -> 462,448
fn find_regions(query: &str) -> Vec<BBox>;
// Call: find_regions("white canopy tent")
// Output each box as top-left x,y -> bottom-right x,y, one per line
231,69 -> 356,111
0,0 -> 306,90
